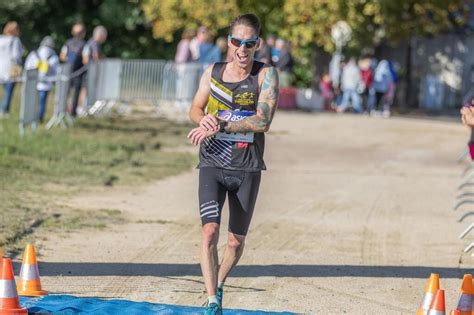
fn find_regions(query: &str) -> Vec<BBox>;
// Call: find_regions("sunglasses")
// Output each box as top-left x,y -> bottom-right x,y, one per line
228,36 -> 259,49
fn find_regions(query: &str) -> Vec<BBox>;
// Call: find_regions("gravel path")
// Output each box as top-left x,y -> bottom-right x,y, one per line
34,112 -> 471,314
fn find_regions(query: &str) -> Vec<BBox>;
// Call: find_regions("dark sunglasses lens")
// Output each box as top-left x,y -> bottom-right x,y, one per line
244,41 -> 257,48
230,38 -> 242,47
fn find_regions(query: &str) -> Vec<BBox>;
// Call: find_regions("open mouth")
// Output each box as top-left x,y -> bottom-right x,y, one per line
236,52 -> 249,63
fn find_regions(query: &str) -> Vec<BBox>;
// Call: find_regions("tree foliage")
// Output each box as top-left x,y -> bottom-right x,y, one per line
142,0 -> 467,86
279,0 -> 466,56
0,0 -> 469,87
0,0 -> 173,59
142,0 -> 240,41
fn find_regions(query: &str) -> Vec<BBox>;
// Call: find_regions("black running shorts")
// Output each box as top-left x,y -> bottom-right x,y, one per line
198,167 -> 261,236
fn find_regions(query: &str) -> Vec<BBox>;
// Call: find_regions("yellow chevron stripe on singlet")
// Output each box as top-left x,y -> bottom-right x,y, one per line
208,77 -> 233,116
211,77 -> 232,95
207,95 -> 232,116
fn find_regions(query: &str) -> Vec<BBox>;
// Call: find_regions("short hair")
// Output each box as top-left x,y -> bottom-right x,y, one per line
72,23 -> 86,37
230,14 -> 261,36
3,21 -> 19,36
93,25 -> 107,39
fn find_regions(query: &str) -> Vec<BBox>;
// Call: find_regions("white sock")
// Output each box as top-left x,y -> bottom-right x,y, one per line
208,295 -> 218,305
217,282 -> 224,289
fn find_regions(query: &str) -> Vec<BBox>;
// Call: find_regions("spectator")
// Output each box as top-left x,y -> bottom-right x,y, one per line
218,37 -> 233,62
329,53 -> 342,90
81,25 -> 107,115
371,59 -> 393,117
24,36 -> 59,123
266,35 -> 276,49
0,21 -> 23,117
461,99 -> 474,127
383,60 -> 398,117
175,29 -> 194,64
82,25 -> 107,65
461,99 -> 474,160
60,22 -> 86,117
198,34 -> 216,69
337,57 -> 362,113
275,39 -> 293,87
206,36 -> 228,63
358,57 -> 373,112
175,29 -> 196,109
254,37 -> 271,64
189,26 -> 208,62
319,71 -> 334,111
271,37 -> 283,65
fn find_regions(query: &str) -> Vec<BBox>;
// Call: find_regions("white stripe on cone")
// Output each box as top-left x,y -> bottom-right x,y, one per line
421,293 -> 434,310
0,280 -> 19,298
19,263 -> 40,281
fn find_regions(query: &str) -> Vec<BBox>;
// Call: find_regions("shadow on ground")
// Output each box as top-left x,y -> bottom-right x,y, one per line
15,262 -> 472,279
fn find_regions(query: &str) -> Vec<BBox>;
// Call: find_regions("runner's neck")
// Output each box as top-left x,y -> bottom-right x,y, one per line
224,61 -> 253,82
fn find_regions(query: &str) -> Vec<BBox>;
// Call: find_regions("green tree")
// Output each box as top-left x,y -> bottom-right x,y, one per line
376,0 -> 466,108
0,0 -> 173,59
142,0 -> 239,41
140,1 -> 467,89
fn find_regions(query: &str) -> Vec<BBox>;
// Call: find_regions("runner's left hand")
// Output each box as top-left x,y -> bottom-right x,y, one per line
187,127 -> 219,145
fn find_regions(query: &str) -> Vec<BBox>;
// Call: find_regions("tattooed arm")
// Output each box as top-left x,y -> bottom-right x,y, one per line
224,66 -> 279,133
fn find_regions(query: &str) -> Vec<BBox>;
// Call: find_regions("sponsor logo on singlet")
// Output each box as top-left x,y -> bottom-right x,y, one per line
234,92 -> 255,106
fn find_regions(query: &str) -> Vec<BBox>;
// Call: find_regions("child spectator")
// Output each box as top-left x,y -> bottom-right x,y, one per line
24,36 -> 59,122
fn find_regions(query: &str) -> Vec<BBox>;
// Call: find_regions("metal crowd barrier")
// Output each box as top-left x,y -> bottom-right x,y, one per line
85,59 -> 202,115
455,147 -> 474,257
19,69 -> 38,136
45,64 -> 74,130
15,59 -> 202,134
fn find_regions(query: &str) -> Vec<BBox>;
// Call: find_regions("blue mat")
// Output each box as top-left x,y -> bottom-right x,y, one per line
20,295 -> 295,314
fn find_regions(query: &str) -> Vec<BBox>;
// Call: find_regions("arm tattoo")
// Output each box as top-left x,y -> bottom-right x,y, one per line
226,67 -> 279,133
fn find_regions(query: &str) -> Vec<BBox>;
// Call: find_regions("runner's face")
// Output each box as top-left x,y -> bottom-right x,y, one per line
229,24 -> 259,69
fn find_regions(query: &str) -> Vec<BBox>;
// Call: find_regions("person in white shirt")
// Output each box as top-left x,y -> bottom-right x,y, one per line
189,26 -> 209,61
0,21 -> 23,116
25,36 -> 59,122
337,57 -> 363,113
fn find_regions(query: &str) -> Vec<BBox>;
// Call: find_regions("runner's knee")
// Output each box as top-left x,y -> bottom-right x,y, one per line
202,223 -> 219,245
227,233 -> 245,251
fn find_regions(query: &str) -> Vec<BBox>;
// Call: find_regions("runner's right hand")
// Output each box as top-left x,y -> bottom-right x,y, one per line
199,114 -> 219,131
187,127 -> 219,145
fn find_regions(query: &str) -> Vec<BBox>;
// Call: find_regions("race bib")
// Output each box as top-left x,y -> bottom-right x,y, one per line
215,110 -> 255,143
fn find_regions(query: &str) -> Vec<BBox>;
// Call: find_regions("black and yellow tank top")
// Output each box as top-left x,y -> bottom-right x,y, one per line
198,61 -> 267,171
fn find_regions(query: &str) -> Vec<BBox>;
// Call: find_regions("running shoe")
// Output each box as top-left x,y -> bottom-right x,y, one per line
217,287 -> 223,307
203,303 -> 222,315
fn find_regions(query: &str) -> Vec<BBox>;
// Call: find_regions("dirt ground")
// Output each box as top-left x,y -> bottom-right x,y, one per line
30,112 -> 472,314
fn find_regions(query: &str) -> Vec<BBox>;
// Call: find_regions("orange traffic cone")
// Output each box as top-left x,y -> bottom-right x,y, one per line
427,289 -> 445,315
16,244 -> 47,296
453,274 -> 473,315
449,311 -> 461,315
0,258 -> 27,314
417,273 -> 440,315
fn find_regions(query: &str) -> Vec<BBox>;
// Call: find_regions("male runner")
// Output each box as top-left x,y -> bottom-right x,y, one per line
187,14 -> 279,315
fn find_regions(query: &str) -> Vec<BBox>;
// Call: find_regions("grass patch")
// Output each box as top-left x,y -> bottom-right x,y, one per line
0,87 -> 197,255
42,208 -> 125,230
